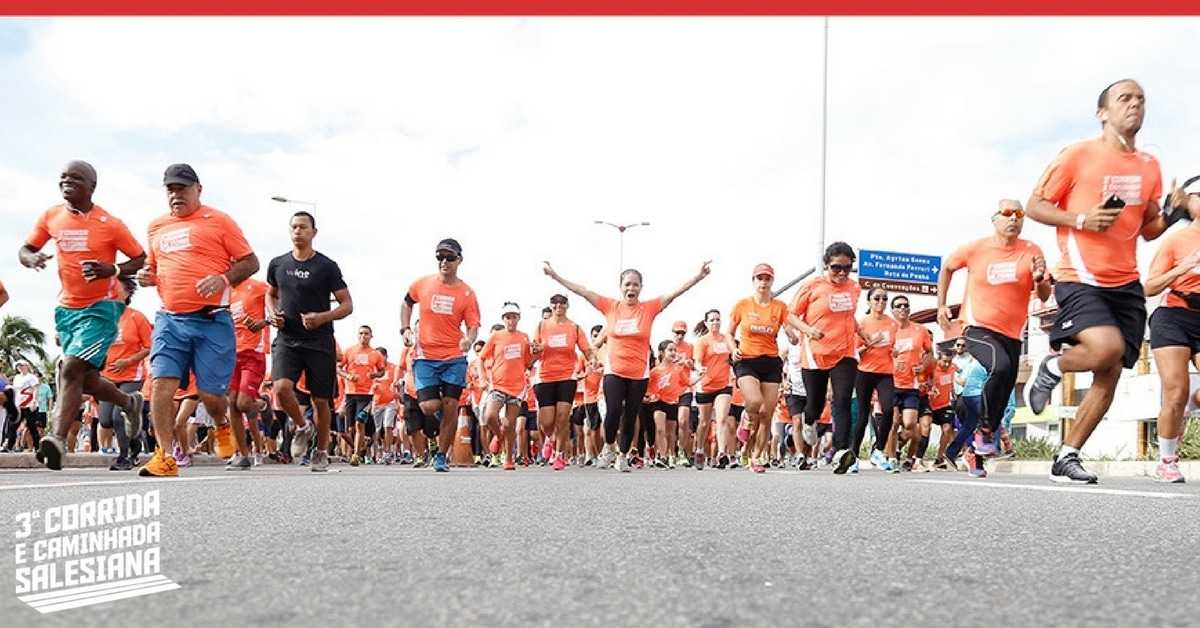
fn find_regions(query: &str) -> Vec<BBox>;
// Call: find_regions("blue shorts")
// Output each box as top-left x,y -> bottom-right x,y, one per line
150,310 -> 236,396
55,301 -> 125,370
413,357 -> 468,392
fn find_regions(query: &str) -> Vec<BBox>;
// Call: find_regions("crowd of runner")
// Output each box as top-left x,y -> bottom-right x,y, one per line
3,78 -> 1200,484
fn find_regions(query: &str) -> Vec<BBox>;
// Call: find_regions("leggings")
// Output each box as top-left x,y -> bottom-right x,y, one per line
801,357 -> 858,451
963,327 -> 1022,433
854,370 -> 895,454
602,374 -> 649,454
945,394 -> 982,460
98,381 -> 141,458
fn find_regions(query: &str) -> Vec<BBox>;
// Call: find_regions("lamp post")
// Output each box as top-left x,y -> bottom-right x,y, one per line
271,196 -> 317,212
593,220 -> 650,273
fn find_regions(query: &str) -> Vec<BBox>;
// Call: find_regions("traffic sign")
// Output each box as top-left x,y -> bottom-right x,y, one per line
858,249 -> 940,285
859,278 -> 939,295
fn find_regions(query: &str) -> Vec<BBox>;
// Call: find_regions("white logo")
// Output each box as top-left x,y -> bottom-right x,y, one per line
13,490 -> 180,613
1061,319 -> 1073,330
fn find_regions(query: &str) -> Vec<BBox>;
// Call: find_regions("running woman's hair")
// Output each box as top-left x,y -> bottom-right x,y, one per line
823,241 -> 856,264
694,308 -> 720,337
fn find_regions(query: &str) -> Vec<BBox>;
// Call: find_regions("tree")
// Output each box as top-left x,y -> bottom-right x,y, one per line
0,314 -> 49,372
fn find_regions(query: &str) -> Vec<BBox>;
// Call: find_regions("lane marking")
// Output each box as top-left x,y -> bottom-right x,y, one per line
0,476 -> 239,492
916,479 -> 1193,499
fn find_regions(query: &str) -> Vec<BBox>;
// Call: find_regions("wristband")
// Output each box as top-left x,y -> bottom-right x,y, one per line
112,263 -> 121,276
219,273 -> 231,287
400,326 -> 411,334
1075,213 -> 1086,230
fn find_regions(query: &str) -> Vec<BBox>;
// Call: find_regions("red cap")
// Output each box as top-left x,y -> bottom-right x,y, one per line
752,263 -> 775,278
672,320 -> 688,332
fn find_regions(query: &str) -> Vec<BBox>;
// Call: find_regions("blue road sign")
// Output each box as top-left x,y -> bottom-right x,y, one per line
858,249 -> 940,285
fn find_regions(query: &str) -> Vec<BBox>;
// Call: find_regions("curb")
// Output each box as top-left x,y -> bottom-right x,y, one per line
0,452 -> 229,469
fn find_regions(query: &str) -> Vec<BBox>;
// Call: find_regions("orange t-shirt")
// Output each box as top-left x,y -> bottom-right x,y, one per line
230,278 -> 270,354
1149,227 -> 1200,312
892,323 -> 932,389
856,315 -> 898,375
25,204 -> 145,308
102,306 -> 153,383
406,275 -> 482,361
646,361 -> 690,405
694,332 -> 734,393
789,276 -> 861,370
929,363 -> 957,411
479,330 -> 533,397
523,375 -> 538,412
372,362 -> 398,407
1033,137 -> 1163,287
596,297 -> 662,380
146,206 -> 255,314
396,345 -> 417,398
730,371 -> 745,406
341,345 -> 386,396
945,237 -> 1045,341
728,297 -> 789,360
576,354 -> 602,404
535,318 -> 591,382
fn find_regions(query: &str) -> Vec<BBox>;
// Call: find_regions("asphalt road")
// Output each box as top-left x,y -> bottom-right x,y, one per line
2,463 -> 1197,627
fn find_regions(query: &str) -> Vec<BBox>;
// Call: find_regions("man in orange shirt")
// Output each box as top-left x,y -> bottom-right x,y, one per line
937,200 -> 1052,473
340,325 -> 386,465
400,237 -> 482,473
136,164 -> 260,477
1025,79 -> 1170,484
226,276 -> 272,470
371,346 -> 400,464
97,277 -> 153,470
19,160 -> 147,471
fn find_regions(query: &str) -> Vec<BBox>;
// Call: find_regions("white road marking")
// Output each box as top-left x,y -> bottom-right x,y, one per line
916,479 -> 1193,499
0,476 -> 239,492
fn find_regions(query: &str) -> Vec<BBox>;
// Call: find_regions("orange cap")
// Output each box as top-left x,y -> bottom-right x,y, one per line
672,320 -> 688,332
752,263 -> 775,278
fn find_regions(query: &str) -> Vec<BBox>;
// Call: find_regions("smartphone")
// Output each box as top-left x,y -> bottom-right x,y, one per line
1103,194 -> 1126,209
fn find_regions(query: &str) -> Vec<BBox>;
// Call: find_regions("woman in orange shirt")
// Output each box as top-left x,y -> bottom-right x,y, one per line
544,260 -> 710,472
533,293 -> 597,471
692,309 -> 735,470
855,286 -> 899,471
788,241 -> 871,475
644,339 -> 693,468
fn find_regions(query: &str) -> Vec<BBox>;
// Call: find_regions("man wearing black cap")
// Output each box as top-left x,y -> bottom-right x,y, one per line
265,210 -> 352,473
399,237 -> 481,472
136,163 -> 260,477
18,160 -> 147,471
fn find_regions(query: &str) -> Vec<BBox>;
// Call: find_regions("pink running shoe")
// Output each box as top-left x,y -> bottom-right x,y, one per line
1154,457 -> 1185,484
552,455 -> 566,471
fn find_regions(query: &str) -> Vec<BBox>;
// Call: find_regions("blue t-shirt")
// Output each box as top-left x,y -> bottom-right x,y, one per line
960,358 -> 987,397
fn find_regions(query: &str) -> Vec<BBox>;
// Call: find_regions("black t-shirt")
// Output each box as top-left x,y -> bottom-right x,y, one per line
266,251 -> 347,344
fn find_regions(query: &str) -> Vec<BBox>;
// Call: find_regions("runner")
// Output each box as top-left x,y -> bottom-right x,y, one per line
340,325 -> 386,466
371,346 -> 400,464
543,260 -> 710,472
400,238 -> 482,473
890,295 -> 933,471
20,160 -> 147,471
1024,79 -> 1169,484
1144,180 -> 1200,483
670,320 -> 696,467
855,286 -> 899,472
533,293 -> 596,471
136,164 -> 259,477
226,275 -> 272,469
266,211 -> 352,473
644,339 -> 692,468
477,302 -> 539,470
692,309 -> 734,470
96,277 -> 152,470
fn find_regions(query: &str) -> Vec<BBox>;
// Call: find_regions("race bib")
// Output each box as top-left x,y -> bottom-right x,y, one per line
546,333 -> 568,348
614,317 -> 639,336
987,261 -> 1018,285
430,294 -> 455,316
828,292 -> 854,312
503,343 -> 523,360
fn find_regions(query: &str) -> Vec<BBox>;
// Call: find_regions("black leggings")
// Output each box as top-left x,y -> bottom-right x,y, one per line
801,357 -> 858,451
854,370 -> 895,453
602,374 -> 648,454
964,327 -> 1022,433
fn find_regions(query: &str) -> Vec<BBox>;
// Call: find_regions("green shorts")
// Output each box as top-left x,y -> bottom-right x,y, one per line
55,301 -> 125,370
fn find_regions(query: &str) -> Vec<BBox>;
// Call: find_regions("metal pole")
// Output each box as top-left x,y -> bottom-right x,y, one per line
817,16 -> 829,267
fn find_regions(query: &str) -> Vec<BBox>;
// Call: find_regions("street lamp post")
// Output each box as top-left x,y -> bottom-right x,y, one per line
593,220 -> 650,273
271,196 -> 317,212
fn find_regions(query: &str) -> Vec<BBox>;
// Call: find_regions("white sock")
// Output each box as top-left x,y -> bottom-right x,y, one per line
1159,437 -> 1178,460
1046,357 -> 1063,377
1058,445 -> 1079,459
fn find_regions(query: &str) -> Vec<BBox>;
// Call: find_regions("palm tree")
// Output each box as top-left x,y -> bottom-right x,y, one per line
0,314 -> 49,372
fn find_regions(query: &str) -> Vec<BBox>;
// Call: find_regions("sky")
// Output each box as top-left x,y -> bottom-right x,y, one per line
1,16 -> 1199,364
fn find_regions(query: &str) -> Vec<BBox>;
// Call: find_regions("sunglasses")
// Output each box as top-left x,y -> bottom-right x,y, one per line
673,330 -> 686,334
954,344 -> 965,348
892,303 -> 910,309
828,263 -> 852,274
995,208 -> 1025,219
870,296 -> 888,302
550,299 -> 568,305
435,253 -> 459,262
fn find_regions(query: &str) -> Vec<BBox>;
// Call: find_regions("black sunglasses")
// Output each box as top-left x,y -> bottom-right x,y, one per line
828,263 -> 852,274
550,299 -> 567,305
436,253 -> 459,262
870,296 -> 888,302
892,303 -> 910,309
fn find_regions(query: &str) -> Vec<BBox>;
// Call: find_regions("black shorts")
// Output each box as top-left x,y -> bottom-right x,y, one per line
815,422 -> 832,437
918,396 -> 933,418
894,388 -> 920,411
695,387 -> 732,405
403,393 -> 424,435
730,405 -> 744,420
534,380 -> 579,407
1050,280 -> 1146,369
345,394 -> 372,424
930,407 -> 955,426
678,392 -> 694,409
1149,306 -> 1200,353
733,355 -> 784,384
645,400 -> 679,419
785,394 -> 807,420
272,337 -> 337,400
571,403 -> 601,429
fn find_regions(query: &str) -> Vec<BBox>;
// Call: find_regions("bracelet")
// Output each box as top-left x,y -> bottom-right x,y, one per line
400,326 -> 411,334
1075,213 -> 1086,230
112,263 -> 121,276
219,273 -> 231,287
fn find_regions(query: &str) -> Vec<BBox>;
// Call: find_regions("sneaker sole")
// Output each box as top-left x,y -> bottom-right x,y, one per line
39,439 -> 64,471
1153,476 -> 1186,484
833,451 -> 857,475
1049,473 -> 1098,484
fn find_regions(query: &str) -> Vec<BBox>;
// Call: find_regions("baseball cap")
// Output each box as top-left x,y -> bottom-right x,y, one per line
501,301 -> 521,316
163,163 -> 200,186
752,263 -> 775,278
14,359 -> 29,367
435,238 -> 462,256
672,320 -> 688,332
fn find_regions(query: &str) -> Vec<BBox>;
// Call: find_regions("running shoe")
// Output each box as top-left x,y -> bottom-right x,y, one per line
801,422 -> 818,447
175,449 -> 193,467
350,453 -> 360,467
694,451 -> 706,470
969,466 -> 988,478
933,458 -> 948,470
254,452 -> 264,466
109,456 -> 133,471
122,391 -> 144,445
503,458 -> 516,471
1027,355 -> 1062,415
716,452 -> 730,469
213,423 -> 236,459
944,457 -> 959,472
832,449 -> 856,475
667,456 -> 676,469
750,459 -> 766,474
310,450 -> 330,472
400,451 -> 413,465
1050,452 -> 1098,484
226,455 -> 252,471
962,449 -> 977,473
616,453 -> 632,473
1153,457 -> 1186,484
900,459 -> 913,472
869,449 -> 888,468
291,422 -> 314,459
973,430 -> 1000,457
552,455 -> 566,471
433,452 -> 450,472
489,436 -> 501,455
595,445 -> 617,470
912,459 -> 930,473
138,449 -> 178,477
541,438 -> 554,461
38,434 -> 67,471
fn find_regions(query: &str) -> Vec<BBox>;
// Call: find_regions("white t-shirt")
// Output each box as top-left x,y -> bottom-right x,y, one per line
13,373 -> 39,410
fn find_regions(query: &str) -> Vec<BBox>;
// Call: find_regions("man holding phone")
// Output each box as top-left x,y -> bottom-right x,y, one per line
1024,78 -> 1169,483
